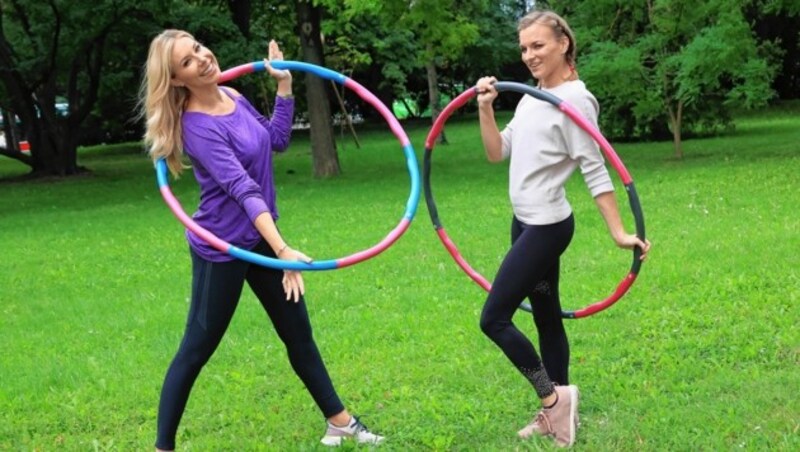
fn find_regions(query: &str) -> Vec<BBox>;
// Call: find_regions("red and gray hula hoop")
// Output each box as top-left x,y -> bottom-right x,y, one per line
423,81 -> 646,318
156,60 -> 420,271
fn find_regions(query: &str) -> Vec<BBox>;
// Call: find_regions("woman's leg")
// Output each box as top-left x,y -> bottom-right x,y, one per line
247,242 -> 384,446
530,260 -> 570,386
245,242 -> 345,418
155,251 -> 248,450
480,215 -> 573,398
513,215 -> 574,386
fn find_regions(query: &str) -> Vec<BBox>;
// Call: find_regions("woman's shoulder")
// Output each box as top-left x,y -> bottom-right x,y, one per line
556,81 -> 598,115
220,86 -> 242,98
553,80 -> 593,99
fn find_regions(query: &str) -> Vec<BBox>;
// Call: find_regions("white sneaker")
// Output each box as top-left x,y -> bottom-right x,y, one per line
320,416 -> 385,446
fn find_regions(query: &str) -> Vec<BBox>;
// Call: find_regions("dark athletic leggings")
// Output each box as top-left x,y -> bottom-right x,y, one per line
480,214 -> 574,389
155,241 -> 344,450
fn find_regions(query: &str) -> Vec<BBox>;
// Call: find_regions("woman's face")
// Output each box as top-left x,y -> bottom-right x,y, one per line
170,36 -> 220,88
518,22 -> 569,88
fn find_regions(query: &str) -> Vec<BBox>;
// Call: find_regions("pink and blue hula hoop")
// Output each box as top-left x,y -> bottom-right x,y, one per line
423,81 -> 646,318
156,60 -> 420,271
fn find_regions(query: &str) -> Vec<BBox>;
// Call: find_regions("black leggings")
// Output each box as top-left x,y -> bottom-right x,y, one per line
480,215 -> 574,390
155,241 -> 344,450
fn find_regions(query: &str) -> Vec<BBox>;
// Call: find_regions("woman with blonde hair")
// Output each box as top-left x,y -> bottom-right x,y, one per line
140,29 -> 383,450
475,10 -> 650,447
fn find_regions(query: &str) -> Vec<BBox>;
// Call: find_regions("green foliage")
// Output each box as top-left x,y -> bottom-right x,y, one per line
564,0 -> 778,149
1,103 -> 798,449
320,0 -> 533,119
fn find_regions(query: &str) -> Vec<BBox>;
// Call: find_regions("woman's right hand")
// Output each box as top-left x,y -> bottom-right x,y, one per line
279,246 -> 312,303
476,76 -> 498,106
265,39 -> 293,99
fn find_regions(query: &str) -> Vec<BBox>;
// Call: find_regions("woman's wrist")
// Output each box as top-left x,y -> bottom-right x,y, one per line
277,243 -> 289,256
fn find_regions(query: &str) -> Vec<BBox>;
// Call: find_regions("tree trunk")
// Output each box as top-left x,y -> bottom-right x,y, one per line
227,0 -> 252,39
24,118 -> 83,176
296,0 -> 340,178
0,3 -> 110,177
667,101 -> 684,159
425,54 -> 447,144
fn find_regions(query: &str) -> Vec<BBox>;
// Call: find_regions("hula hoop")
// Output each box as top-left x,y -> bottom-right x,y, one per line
156,60 -> 420,271
423,81 -> 646,318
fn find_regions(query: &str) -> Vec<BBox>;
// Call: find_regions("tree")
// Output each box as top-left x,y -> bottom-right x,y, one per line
330,0 -> 486,144
0,1 -> 163,176
227,0 -> 253,39
393,0 -> 487,143
295,0 -> 340,177
565,0 -> 777,158
748,0 -> 800,99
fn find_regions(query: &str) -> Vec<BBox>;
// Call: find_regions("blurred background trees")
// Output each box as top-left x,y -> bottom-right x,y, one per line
0,0 -> 796,177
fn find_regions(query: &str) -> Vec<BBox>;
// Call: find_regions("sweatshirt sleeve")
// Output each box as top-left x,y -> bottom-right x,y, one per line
563,94 -> 614,197
182,119 -> 270,223
238,95 -> 295,153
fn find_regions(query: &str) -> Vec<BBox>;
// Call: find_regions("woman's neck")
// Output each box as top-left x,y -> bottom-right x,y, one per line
538,64 -> 578,89
185,85 -> 230,114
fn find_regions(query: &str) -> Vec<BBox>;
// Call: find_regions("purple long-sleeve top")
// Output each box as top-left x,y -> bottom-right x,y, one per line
181,88 -> 294,261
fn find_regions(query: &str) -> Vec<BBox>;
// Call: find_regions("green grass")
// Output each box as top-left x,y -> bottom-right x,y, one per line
1,102 -> 798,450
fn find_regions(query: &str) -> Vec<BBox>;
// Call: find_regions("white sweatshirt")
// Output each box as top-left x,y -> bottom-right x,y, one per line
500,80 -> 614,225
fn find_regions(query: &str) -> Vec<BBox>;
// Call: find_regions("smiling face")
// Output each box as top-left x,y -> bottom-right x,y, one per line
170,36 -> 220,89
518,22 -> 570,88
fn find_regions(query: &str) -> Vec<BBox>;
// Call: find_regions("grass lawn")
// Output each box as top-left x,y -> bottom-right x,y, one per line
0,102 -> 798,450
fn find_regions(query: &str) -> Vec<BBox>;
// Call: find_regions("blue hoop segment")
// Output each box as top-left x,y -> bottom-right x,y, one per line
156,61 -> 420,271
423,81 -> 646,318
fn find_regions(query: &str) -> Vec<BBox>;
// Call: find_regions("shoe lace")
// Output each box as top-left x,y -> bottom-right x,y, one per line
535,411 -> 554,435
351,416 -> 370,434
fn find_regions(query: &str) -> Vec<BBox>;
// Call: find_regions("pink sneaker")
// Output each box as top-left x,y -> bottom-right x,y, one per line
520,385 -> 579,447
518,410 -> 549,438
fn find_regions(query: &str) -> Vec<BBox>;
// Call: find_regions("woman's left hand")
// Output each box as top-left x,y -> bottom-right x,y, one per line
615,234 -> 651,261
282,270 -> 305,303
279,246 -> 312,302
265,39 -> 291,82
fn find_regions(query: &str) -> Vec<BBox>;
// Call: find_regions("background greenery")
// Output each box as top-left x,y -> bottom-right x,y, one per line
1,103 -> 798,449
3,0 -> 799,174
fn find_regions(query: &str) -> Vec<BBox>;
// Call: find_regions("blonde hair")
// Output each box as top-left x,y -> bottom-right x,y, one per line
518,10 -> 577,68
139,29 -> 193,176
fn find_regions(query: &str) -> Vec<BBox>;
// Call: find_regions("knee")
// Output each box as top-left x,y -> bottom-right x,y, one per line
480,311 -> 503,338
277,323 -> 314,348
173,331 -> 224,370
175,346 -> 213,372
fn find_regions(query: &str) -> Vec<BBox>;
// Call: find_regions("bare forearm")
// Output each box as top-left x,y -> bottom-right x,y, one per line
276,78 -> 292,97
478,104 -> 503,162
594,191 -> 626,242
253,212 -> 288,256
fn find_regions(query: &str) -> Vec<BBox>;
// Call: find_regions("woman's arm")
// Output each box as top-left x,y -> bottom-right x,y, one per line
594,191 -> 650,259
476,77 -> 504,163
253,212 -> 312,302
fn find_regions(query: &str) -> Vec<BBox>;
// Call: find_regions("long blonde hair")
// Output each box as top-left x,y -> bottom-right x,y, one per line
139,29 -> 193,176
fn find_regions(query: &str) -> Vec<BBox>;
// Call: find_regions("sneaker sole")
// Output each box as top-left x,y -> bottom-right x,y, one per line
320,436 -> 344,447
320,435 -> 385,447
566,385 -> 579,447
